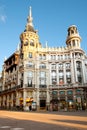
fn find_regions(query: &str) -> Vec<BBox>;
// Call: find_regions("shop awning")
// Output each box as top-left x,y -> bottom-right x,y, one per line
20,98 -> 23,101
26,98 -> 33,102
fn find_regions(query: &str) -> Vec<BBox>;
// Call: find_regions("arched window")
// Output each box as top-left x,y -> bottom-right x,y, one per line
24,40 -> 28,46
39,63 -> 46,69
71,30 -> 74,34
30,40 -> 34,46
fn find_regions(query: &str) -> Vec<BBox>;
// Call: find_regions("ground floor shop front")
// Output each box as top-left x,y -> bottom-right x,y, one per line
0,87 -> 87,111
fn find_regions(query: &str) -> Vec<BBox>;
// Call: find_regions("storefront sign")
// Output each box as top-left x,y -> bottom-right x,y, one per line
77,97 -> 81,103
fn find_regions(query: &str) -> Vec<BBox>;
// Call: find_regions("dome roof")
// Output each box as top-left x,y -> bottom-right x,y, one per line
25,25 -> 36,33
68,25 -> 77,31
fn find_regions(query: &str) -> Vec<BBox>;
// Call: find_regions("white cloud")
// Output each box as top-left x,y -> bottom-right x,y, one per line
0,5 -> 7,23
0,15 -> 6,23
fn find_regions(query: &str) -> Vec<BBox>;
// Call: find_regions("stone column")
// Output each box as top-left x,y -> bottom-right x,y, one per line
0,96 -> 1,107
36,88 -> 39,110
7,95 -> 9,108
16,91 -> 20,106
33,90 -> 37,102
11,93 -> 13,108
36,70 -> 39,89
46,89 -> 50,110
63,63 -> 66,84
74,59 -> 78,82
3,95 -> 5,107
56,63 -> 59,85
71,58 -> 75,84
81,60 -> 86,83
49,64 -> 51,85
23,89 -> 27,110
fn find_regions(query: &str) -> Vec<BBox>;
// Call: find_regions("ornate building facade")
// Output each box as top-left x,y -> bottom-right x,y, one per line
0,7 -> 87,111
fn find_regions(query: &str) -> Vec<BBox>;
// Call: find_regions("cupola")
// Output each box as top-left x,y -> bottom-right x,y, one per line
66,25 -> 81,48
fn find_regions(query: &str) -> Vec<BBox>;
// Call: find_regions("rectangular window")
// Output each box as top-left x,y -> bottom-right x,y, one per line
39,63 -> 46,69
39,54 -> 42,60
40,71 -> 46,78
43,54 -> 46,60
40,79 -> 45,85
27,79 -> 32,87
29,52 -> 32,58
67,90 -> 73,95
51,64 -> 56,69
26,62 -> 34,68
28,71 -> 33,77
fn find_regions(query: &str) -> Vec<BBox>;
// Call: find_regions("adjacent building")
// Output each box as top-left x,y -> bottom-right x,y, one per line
0,7 -> 87,111
0,72 -> 2,92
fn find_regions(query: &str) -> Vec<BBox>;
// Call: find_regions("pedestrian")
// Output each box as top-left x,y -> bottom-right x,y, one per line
29,105 -> 31,111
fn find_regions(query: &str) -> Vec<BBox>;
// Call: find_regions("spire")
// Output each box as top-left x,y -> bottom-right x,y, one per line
4,56 -> 7,61
16,43 -> 20,51
27,6 -> 33,27
45,41 -> 48,48
25,6 -> 36,32
29,6 -> 32,18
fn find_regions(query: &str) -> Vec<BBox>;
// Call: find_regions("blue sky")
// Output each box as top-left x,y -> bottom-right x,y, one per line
0,0 -> 87,71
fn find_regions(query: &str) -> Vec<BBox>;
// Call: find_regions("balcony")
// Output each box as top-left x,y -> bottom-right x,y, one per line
73,83 -> 87,88
26,64 -> 35,69
51,66 -> 56,70
39,85 -> 47,88
39,66 -> 46,69
49,83 -> 87,90
25,84 -> 35,88
66,66 -> 71,70
0,85 -> 21,94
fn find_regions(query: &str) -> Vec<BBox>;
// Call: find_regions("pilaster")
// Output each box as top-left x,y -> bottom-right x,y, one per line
64,63 -> 66,84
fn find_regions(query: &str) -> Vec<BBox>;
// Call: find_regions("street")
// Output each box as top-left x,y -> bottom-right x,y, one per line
0,111 -> 87,130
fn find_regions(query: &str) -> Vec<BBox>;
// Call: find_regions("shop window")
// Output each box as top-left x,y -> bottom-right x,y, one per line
59,91 -> 65,95
67,90 -> 73,95
40,100 -> 46,107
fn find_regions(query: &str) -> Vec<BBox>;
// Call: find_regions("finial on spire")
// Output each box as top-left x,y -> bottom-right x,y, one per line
27,6 -> 33,27
16,43 -> 20,51
4,56 -> 7,61
29,6 -> 32,18
45,41 -> 48,48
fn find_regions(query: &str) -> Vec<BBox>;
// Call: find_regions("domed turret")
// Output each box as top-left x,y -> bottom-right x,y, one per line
66,25 -> 81,48
25,6 -> 36,33
20,6 -> 41,51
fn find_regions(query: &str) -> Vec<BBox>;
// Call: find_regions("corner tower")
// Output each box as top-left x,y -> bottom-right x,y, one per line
20,6 -> 41,52
66,25 -> 81,49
